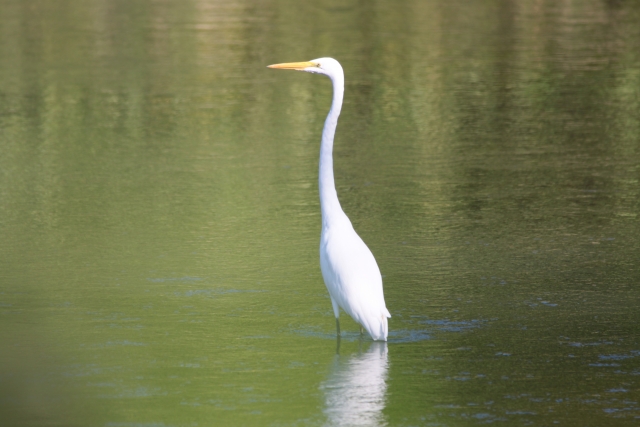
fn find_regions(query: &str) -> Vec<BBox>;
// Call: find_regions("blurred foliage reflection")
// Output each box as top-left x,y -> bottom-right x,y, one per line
1,0 -> 639,426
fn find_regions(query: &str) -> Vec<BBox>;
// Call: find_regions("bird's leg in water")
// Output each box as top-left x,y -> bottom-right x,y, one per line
336,318 -> 341,336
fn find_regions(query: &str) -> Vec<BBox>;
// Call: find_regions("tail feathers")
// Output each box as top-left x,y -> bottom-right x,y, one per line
362,308 -> 390,341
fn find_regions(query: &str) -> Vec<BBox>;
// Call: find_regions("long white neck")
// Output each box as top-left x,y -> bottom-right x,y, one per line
319,71 -> 345,228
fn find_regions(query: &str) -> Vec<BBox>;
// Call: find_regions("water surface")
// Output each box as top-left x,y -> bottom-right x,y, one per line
1,0 -> 639,425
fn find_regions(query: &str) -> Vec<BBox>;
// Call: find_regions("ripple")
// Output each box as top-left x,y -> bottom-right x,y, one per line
289,327 -> 432,342
146,276 -> 203,283
387,329 -> 432,343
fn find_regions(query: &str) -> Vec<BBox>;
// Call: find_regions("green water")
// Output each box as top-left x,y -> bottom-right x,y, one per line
1,0 -> 639,425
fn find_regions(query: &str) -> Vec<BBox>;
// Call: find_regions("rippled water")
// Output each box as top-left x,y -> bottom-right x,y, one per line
1,0 -> 639,426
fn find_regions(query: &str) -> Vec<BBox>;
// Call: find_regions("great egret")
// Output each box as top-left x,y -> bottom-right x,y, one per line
268,58 -> 391,341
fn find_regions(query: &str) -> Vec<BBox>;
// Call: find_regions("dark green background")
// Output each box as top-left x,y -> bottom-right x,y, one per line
1,0 -> 639,425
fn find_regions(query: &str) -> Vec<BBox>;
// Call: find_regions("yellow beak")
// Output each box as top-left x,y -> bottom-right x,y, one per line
267,61 -> 317,71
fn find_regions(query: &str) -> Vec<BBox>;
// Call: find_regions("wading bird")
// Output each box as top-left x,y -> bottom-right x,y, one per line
268,58 -> 391,341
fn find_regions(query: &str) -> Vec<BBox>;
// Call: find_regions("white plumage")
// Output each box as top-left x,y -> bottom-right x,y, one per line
268,57 -> 391,341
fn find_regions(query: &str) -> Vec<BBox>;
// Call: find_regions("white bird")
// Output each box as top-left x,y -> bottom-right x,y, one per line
268,58 -> 391,341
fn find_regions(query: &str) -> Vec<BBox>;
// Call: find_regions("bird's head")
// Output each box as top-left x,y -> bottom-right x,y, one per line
267,57 -> 343,80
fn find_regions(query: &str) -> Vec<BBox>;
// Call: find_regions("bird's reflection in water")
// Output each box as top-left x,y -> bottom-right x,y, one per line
320,338 -> 389,426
